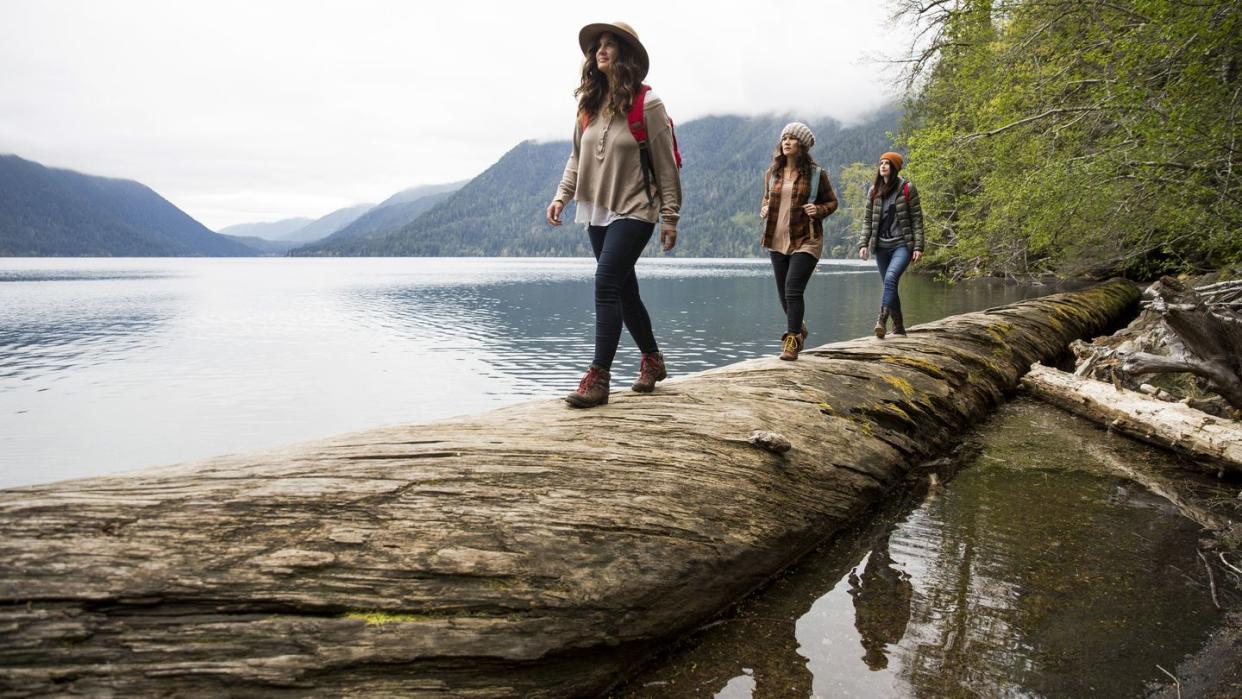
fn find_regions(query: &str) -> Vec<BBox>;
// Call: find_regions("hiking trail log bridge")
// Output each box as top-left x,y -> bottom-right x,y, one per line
0,279 -> 1138,697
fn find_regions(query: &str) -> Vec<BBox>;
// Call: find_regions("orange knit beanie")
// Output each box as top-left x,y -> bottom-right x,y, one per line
880,151 -> 904,171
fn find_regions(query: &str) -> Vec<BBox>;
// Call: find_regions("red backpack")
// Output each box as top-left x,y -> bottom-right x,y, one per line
579,84 -> 683,205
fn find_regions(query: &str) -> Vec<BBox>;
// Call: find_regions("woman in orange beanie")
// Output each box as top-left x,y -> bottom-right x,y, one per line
857,152 -> 924,338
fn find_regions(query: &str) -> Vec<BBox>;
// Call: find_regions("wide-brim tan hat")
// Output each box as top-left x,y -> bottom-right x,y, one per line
578,21 -> 649,80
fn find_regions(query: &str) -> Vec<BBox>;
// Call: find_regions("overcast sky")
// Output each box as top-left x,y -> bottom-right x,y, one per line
0,1 -> 906,230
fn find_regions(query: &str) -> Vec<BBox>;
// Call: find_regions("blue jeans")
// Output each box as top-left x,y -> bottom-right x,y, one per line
874,245 -> 911,313
587,219 -> 658,369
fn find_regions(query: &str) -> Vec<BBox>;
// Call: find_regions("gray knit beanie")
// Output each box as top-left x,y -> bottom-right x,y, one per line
780,122 -> 815,149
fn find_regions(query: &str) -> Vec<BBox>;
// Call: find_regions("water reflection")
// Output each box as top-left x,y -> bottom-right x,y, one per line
616,399 -> 1227,698
847,532 -> 913,672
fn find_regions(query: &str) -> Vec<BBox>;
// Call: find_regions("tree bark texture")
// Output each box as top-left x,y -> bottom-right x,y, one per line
1022,364 -> 1242,474
0,279 -> 1139,697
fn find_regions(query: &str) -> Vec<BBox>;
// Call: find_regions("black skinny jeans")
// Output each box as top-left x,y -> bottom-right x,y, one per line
588,218 -> 658,369
769,251 -> 817,334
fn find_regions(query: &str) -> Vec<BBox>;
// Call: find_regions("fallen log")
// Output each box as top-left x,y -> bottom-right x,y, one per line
1022,364 -> 1242,475
0,279 -> 1138,697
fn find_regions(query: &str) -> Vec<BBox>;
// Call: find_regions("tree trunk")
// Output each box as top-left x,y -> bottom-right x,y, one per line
1022,363 -> 1242,474
0,279 -> 1139,697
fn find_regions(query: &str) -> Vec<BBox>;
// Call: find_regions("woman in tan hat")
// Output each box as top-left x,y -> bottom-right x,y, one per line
546,21 -> 682,408
759,122 -> 838,361
857,152 -> 924,338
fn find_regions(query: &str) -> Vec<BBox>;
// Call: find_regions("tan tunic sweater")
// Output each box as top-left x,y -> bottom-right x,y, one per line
553,93 -> 682,228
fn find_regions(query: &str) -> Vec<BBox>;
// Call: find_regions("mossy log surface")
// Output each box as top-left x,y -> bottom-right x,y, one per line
0,279 -> 1139,697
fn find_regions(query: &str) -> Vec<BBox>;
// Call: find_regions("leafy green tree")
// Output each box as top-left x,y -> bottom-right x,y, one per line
893,0 -> 1242,279
836,161 -> 877,256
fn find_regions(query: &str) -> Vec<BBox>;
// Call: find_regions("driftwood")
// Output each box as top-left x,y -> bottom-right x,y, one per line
0,279 -> 1138,697
1022,364 -> 1242,475
1071,276 -> 1242,413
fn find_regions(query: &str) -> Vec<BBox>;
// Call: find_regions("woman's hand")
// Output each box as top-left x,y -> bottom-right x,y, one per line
858,246 -> 869,261
912,250 -> 923,263
546,200 -> 564,226
802,203 -> 818,217
760,204 -> 769,218
660,225 -> 677,252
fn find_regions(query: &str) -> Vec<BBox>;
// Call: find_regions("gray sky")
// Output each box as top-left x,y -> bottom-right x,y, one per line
0,1 -> 905,230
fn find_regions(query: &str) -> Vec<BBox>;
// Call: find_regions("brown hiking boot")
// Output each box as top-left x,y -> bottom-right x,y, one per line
874,306 -> 890,339
891,309 -> 907,336
799,321 -> 809,343
631,352 -> 667,393
779,332 -> 803,361
565,364 -> 610,408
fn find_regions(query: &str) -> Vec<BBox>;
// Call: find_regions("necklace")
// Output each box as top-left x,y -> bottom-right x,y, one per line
595,111 -> 612,162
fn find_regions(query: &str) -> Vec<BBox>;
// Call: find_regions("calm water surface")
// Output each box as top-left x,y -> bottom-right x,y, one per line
0,257 -> 1050,489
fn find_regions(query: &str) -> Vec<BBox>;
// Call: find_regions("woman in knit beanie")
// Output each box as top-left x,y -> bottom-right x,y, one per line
759,122 -> 838,360
856,152 -> 925,338
547,21 -> 683,407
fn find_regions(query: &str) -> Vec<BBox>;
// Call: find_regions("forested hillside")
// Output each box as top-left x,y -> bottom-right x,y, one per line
298,109 -> 899,257
895,0 -> 1242,279
0,154 -> 255,257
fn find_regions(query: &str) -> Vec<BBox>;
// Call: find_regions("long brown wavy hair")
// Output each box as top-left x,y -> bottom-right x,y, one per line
575,32 -> 644,121
767,140 -> 819,185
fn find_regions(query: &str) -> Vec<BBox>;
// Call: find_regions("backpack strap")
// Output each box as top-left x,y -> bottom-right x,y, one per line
807,166 -> 821,204
627,85 -> 657,207
626,85 -> 652,143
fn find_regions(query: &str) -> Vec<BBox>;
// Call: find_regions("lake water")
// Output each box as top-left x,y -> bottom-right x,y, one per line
0,257 -> 1051,489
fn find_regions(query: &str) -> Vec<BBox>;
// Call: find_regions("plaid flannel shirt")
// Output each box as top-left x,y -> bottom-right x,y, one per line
760,167 -> 838,250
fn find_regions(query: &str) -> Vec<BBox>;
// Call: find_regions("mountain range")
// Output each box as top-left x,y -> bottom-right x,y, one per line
0,107 -> 897,257
293,107 -> 899,257
216,217 -> 313,241
297,181 -> 466,252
